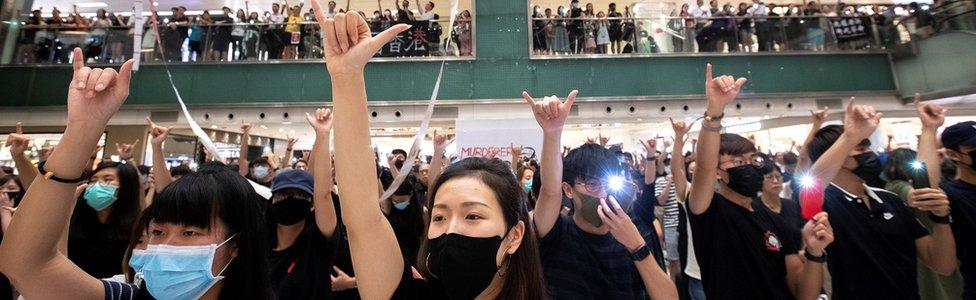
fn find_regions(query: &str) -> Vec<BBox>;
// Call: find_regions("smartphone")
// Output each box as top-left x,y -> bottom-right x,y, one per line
910,161 -> 931,189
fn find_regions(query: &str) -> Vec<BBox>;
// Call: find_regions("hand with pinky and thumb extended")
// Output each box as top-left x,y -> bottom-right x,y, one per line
704,63 -> 748,114
522,90 -> 578,133
311,1 -> 411,78
66,47 -> 134,129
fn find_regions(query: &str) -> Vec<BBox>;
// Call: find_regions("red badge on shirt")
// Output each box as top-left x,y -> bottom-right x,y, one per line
764,230 -> 782,252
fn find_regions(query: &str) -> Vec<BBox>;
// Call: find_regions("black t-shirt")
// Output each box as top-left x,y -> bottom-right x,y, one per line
756,197 -> 806,235
689,193 -> 799,300
269,218 -> 338,300
943,179 -> 976,298
823,183 -> 929,300
68,207 -> 130,280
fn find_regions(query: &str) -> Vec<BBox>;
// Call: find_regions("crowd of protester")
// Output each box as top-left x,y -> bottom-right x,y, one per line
13,0 -> 471,64
530,0 -> 934,54
1,4 -> 976,300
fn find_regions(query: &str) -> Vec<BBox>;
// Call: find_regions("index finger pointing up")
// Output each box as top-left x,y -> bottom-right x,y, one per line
521,91 -> 535,105
705,63 -> 713,82
15,122 -> 22,134
72,47 -> 85,71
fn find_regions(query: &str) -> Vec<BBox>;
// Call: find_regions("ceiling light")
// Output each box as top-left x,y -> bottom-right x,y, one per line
75,2 -> 108,8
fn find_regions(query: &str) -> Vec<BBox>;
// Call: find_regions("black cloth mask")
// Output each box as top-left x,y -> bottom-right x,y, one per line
428,233 -> 505,299
271,197 -> 311,226
852,152 -> 884,188
725,165 -> 763,197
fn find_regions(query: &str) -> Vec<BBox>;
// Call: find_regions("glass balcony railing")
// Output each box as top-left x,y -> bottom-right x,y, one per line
528,15 -> 885,57
3,19 -> 472,65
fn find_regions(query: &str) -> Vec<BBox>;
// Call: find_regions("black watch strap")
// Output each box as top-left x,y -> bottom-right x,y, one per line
929,213 -> 952,224
37,161 -> 87,184
630,244 -> 651,261
804,250 -> 827,263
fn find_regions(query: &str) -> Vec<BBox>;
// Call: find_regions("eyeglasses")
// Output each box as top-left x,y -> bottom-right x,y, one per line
763,174 -> 783,182
575,177 -> 636,194
720,155 -> 765,169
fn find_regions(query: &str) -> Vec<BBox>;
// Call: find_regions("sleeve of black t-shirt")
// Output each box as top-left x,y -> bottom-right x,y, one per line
538,214 -> 566,257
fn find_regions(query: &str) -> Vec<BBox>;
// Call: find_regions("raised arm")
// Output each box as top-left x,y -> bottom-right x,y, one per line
524,90 -> 577,238
669,117 -> 691,202
307,108 -> 338,238
238,121 -> 252,177
786,211 -> 833,299
311,3 -> 410,298
0,48 -> 134,299
639,139 -> 658,186
912,93 -> 957,276
688,64 -> 747,215
428,130 -> 451,193
510,143 -> 524,172
147,117 -> 173,192
797,107 -> 827,172
806,98 -> 881,192
6,123 -> 38,190
283,137 -> 297,168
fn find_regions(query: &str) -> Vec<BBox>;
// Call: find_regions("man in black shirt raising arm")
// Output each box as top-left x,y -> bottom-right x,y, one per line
939,118 -> 976,298
804,96 -> 957,299
688,64 -> 834,300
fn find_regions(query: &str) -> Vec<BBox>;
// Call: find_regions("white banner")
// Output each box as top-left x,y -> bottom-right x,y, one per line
455,119 -> 543,162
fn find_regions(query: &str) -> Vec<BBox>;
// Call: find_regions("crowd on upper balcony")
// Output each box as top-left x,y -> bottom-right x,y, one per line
530,0 -> 939,55
12,0 -> 473,65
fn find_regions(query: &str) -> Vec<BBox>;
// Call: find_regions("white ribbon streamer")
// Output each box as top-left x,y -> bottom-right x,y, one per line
378,0 -> 460,201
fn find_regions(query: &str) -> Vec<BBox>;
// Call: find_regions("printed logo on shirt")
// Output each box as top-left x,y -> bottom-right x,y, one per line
764,230 -> 782,252
883,212 -> 894,220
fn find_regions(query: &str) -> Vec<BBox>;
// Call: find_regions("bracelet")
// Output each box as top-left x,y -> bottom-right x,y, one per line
929,213 -> 952,224
37,161 -> 87,184
703,111 -> 725,122
804,249 -> 827,263
701,122 -> 723,132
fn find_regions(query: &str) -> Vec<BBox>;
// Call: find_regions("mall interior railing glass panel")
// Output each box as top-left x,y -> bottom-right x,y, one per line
527,15 -> 886,57
3,19 -> 470,65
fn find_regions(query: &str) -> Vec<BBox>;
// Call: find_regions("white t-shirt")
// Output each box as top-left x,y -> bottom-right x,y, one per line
419,11 -> 436,21
748,3 -> 769,21
682,201 -> 702,279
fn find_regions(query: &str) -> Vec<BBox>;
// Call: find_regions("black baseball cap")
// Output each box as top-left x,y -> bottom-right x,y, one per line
941,121 -> 976,151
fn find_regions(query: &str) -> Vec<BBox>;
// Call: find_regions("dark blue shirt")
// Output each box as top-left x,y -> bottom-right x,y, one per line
823,183 -> 929,300
943,179 -> 976,298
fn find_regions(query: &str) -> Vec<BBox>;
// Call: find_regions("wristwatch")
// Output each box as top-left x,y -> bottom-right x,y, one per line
630,244 -> 651,261
929,213 -> 952,224
804,249 -> 827,263
703,111 -> 725,122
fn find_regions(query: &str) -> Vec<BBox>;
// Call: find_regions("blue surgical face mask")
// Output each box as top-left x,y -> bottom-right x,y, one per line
253,166 -> 270,179
84,182 -> 118,211
137,234 -> 237,300
522,180 -> 533,193
393,200 -> 410,210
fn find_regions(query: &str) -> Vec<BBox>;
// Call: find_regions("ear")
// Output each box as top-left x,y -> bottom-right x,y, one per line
945,148 -> 963,162
504,221 -> 526,255
561,182 -> 574,199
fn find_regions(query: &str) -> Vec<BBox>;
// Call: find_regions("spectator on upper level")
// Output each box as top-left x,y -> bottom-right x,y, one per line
418,1 -> 436,21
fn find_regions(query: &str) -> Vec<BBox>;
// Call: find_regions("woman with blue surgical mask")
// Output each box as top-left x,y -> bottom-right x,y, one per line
68,161 -> 143,279
0,49 -> 272,300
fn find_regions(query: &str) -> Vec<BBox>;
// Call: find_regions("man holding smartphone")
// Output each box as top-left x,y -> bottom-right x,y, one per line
940,120 -> 976,298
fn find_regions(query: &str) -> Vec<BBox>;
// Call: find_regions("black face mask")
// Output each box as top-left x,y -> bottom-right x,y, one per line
6,192 -> 21,205
394,159 -> 405,169
271,197 -> 311,226
852,152 -> 884,188
428,233 -> 505,299
725,165 -> 763,197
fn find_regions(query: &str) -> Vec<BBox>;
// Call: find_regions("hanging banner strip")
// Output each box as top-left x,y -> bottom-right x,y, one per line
132,0 -> 143,70
147,3 -> 271,199
378,0 -> 460,202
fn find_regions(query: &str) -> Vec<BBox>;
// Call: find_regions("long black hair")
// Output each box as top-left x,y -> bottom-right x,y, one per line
70,161 -> 142,240
417,157 -> 547,300
0,174 -> 24,206
144,162 -> 272,299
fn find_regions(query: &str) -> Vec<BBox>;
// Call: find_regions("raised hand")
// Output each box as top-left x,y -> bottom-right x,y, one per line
510,143 -> 524,159
147,117 -> 170,146
842,97 -> 882,141
5,122 -> 30,155
704,64 -> 748,114
811,106 -> 829,128
908,188 -> 950,217
286,136 -> 298,149
115,139 -> 139,160
914,93 -> 947,130
311,1 -> 410,77
386,154 -> 398,171
306,108 -> 335,136
597,196 -> 644,252
433,130 -> 453,150
0,192 -> 13,212
585,137 -> 596,144
639,138 -> 657,156
598,133 -> 609,146
522,90 -> 578,133
802,212 -> 834,256
67,48 -> 134,128
241,121 -> 252,133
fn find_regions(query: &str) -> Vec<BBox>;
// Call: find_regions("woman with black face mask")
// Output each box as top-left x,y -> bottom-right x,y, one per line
316,7 -> 547,299
267,108 -> 339,299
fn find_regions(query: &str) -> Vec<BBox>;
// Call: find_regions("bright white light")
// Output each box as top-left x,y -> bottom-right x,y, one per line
800,175 -> 816,188
911,161 -> 924,170
607,176 -> 625,191
75,2 -> 108,8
